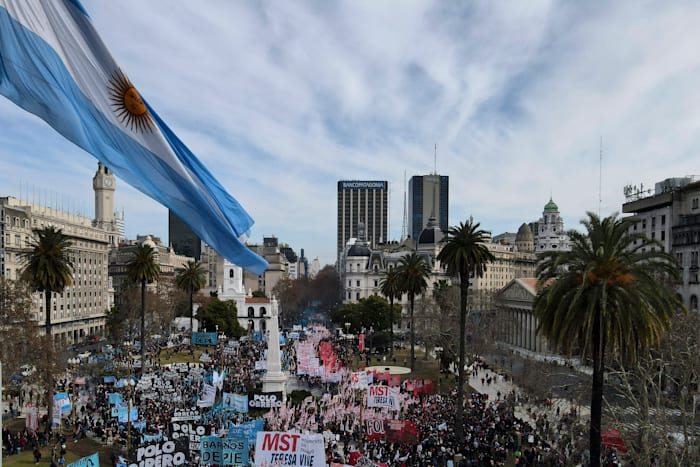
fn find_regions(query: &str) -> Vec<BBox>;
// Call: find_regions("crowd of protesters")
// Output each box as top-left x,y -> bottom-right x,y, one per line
1,327 -> 602,466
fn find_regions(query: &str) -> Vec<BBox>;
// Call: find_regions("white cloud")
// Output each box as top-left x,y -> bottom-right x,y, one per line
2,0 -> 700,266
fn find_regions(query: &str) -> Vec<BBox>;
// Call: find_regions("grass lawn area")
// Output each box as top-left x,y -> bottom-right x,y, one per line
157,348 -> 206,365
2,420 -> 121,467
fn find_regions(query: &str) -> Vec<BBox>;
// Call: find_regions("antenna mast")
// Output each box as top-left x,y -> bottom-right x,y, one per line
401,170 -> 408,241
434,143 -> 437,175
599,136 -> 603,216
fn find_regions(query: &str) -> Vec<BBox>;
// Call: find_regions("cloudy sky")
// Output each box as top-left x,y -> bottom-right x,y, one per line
2,0 -> 700,267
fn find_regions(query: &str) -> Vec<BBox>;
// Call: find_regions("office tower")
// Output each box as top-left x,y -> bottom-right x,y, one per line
337,180 -> 389,263
408,174 -> 449,241
168,209 -> 202,260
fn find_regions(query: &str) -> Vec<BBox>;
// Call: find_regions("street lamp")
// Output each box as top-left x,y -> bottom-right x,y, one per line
67,358 -> 80,429
126,379 -> 136,453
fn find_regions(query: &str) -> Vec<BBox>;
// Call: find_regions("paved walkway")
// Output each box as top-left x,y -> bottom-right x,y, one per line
468,366 -> 590,427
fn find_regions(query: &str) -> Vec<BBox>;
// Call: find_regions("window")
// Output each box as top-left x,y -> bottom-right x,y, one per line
348,280 -> 352,287
374,280 -> 378,287
260,307 -> 266,315
693,198 -> 699,210
229,269 -> 234,278
651,216 -> 656,228
356,292 -> 360,300
661,230 -> 665,241
661,214 -> 666,225
356,280 -> 360,287
642,219 -> 646,229
247,307 -> 254,318
691,295 -> 699,311
348,292 -> 352,300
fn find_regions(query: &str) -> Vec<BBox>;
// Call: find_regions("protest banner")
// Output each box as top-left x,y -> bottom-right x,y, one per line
171,409 -> 201,422
366,386 -> 399,409
228,420 -> 264,444
254,432 -> 325,467
127,439 -> 189,467
67,453 -> 99,467
364,419 -> 385,441
192,332 -> 218,346
200,436 -> 248,466
248,392 -> 283,409
169,422 -> 211,452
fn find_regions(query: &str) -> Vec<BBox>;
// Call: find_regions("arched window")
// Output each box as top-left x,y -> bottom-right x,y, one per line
247,307 -> 255,318
248,320 -> 254,332
229,269 -> 234,278
260,307 -> 267,316
691,295 -> 698,311
261,320 -> 267,332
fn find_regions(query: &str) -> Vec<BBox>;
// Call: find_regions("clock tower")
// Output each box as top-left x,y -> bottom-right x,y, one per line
93,162 -> 116,238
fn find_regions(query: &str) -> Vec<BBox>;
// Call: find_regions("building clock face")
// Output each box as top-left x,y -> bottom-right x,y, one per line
103,177 -> 113,188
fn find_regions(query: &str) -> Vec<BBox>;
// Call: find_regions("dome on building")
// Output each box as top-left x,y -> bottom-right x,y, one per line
515,223 -> 534,243
544,197 -> 559,212
347,243 -> 371,257
417,216 -> 444,246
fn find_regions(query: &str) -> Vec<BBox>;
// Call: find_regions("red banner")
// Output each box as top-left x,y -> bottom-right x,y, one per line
364,418 -> 385,441
385,419 -> 419,445
359,334 -> 365,352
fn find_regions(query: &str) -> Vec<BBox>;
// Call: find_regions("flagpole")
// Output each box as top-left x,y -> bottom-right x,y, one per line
1,361 -> 3,467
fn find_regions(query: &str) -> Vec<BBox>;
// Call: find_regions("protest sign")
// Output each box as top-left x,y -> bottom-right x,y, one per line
254,432 -> 325,467
127,439 -> 189,467
192,332 -> 218,346
200,436 -> 248,466
248,392 -> 283,409
366,386 -> 399,409
171,409 -> 201,422
169,422 -> 211,452
67,453 -> 99,467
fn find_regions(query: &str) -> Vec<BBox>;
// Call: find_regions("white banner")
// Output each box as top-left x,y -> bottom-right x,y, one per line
366,386 -> 399,409
254,432 -> 325,467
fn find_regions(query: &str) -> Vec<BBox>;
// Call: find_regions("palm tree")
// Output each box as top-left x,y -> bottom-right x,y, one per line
126,244 -> 160,374
534,212 -> 682,467
379,267 -> 402,356
20,226 -> 74,432
175,260 -> 207,333
437,219 -> 495,441
396,251 -> 430,372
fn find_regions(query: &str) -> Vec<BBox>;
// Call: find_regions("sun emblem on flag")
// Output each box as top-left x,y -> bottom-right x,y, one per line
108,69 -> 153,133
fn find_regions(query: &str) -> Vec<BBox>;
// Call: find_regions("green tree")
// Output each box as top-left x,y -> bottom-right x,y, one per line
379,268 -> 402,355
20,226 -> 73,337
534,212 -> 682,467
331,295 -> 393,336
396,252 -> 431,372
126,244 -> 160,374
198,298 -> 246,337
20,226 -> 73,432
175,260 -> 206,332
437,219 -> 495,440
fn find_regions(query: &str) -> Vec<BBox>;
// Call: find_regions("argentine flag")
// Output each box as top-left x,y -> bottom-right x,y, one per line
0,0 -> 268,274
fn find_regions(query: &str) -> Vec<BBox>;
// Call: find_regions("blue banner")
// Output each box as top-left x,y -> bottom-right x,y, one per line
108,393 -> 123,405
66,453 -> 99,467
117,405 -> 138,423
201,436 -> 248,466
192,332 -> 218,346
103,376 -> 116,384
228,420 -> 263,444
222,393 -> 249,413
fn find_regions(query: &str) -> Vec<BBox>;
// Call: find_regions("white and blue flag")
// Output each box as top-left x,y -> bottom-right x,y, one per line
0,0 -> 268,274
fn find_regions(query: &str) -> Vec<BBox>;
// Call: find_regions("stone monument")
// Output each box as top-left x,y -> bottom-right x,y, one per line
262,296 -> 287,400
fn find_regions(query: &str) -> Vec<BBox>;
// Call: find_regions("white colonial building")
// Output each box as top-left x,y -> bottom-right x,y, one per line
217,259 -> 278,333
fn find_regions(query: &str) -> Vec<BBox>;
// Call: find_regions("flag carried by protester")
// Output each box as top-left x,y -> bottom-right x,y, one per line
0,0 -> 268,274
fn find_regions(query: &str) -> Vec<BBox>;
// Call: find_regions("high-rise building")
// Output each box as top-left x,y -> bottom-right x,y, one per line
622,176 -> 700,311
337,180 -> 389,263
408,174 -> 449,241
0,163 -> 119,342
168,209 -> 202,260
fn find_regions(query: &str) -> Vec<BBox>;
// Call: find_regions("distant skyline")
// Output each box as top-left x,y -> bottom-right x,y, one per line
2,1 -> 700,267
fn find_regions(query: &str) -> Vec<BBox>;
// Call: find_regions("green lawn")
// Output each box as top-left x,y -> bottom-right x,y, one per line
2,420 -> 121,467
